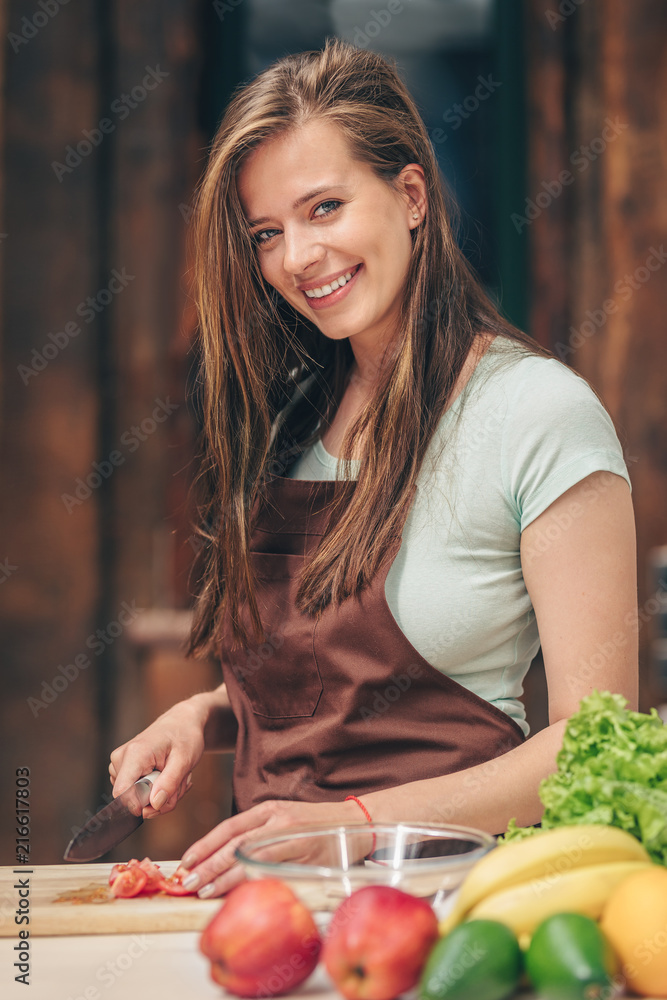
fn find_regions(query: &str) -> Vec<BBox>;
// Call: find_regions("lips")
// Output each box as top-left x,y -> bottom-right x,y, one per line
301,264 -> 361,295
301,263 -> 363,310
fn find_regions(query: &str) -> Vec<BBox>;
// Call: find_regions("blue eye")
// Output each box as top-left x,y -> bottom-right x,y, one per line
253,228 -> 279,245
253,200 -> 342,246
314,200 -> 341,218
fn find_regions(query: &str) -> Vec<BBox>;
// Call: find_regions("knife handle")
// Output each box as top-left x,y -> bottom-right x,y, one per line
140,770 -> 162,784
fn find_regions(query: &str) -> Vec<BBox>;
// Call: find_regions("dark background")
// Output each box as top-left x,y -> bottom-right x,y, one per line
1,0 -> 665,865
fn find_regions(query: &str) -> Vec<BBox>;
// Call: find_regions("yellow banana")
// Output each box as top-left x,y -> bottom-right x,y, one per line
465,860 -> 655,939
439,824 -> 650,934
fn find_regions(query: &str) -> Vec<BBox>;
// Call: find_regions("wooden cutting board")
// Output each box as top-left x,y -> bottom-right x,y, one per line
0,862 -> 223,937
0,862 -> 336,937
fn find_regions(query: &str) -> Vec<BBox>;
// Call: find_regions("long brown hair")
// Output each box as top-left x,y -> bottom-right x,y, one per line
187,36 -> 551,657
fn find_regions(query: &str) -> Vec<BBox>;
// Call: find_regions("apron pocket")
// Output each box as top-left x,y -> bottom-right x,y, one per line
223,551 -> 323,719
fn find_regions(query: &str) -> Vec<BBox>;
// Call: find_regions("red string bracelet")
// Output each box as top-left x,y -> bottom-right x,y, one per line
345,795 -> 377,856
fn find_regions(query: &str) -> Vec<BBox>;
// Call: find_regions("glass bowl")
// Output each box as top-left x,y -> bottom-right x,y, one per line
235,822 -> 495,913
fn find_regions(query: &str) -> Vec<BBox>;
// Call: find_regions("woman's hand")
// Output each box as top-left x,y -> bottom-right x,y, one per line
109,696 -> 211,818
175,798 -> 364,898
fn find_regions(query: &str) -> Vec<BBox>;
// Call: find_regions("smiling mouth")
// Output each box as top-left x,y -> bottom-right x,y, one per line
302,264 -> 361,299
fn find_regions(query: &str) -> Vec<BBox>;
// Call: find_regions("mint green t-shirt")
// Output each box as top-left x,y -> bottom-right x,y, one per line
285,339 -> 632,736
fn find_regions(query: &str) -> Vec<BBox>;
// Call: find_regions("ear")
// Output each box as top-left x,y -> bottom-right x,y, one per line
396,163 -> 427,226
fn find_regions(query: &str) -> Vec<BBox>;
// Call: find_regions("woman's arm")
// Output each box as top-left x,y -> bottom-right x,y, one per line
109,682 -> 238,816
360,469 -> 638,830
191,683 -> 239,753
175,471 -> 638,895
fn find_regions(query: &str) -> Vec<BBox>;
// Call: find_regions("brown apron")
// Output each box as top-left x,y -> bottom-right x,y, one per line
219,474 -> 526,814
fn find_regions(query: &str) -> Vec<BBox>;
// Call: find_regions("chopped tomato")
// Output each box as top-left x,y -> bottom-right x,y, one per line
109,864 -> 124,886
157,873 -> 196,896
108,859 -> 139,886
137,857 -> 163,893
108,855 -> 193,897
110,866 -> 148,898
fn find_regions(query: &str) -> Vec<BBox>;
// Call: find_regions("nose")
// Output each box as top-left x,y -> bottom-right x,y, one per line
281,222 -> 325,278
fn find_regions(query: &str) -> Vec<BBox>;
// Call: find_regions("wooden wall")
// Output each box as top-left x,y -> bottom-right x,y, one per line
0,0 -> 230,865
524,0 -> 667,710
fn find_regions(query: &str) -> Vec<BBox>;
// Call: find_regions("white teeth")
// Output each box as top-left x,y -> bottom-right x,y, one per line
305,266 -> 357,298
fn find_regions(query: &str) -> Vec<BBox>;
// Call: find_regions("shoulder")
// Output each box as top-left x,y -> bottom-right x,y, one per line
468,339 -> 618,438
478,341 -> 631,530
478,336 -> 595,399
479,338 -> 624,445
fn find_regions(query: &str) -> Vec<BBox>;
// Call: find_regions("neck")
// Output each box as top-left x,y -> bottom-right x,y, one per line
349,336 -> 395,387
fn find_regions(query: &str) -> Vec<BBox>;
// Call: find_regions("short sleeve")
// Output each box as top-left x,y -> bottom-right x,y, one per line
500,357 -> 632,532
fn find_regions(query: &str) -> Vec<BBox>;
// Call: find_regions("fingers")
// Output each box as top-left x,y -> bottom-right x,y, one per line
142,772 -> 193,819
176,802 -> 269,874
109,744 -> 159,799
174,802 -> 275,897
148,758 -> 192,812
108,701 -> 207,815
195,863 -> 247,900
179,842 -> 249,899
109,743 -> 190,808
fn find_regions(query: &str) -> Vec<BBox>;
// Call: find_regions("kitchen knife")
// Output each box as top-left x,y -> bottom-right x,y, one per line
63,770 -> 162,862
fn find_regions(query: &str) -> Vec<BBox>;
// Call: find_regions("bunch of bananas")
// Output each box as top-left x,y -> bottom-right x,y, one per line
440,824 -> 654,945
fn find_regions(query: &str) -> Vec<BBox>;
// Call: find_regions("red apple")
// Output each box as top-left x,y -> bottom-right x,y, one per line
322,885 -> 439,1000
199,877 -> 321,997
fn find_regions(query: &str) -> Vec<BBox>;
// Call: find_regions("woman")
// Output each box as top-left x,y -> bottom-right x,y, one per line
109,38 -> 637,899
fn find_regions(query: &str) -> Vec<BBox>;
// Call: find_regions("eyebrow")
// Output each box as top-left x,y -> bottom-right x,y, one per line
247,185 -> 349,228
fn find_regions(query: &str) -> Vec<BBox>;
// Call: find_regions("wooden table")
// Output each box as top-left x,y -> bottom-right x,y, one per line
0,861 -> 342,1000
0,864 -> 639,1000
1,929 -> 341,1000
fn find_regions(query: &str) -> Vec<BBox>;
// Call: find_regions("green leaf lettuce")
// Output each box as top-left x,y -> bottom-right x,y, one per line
502,691 -> 667,864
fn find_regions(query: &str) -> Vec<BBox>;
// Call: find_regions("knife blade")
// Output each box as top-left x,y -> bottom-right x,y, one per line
63,770 -> 162,862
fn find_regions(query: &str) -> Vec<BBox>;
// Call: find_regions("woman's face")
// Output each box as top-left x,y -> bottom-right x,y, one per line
237,119 -> 424,363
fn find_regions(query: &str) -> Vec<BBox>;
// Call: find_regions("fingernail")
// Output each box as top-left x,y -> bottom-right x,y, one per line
180,853 -> 197,869
186,773 -> 193,787
182,872 -> 200,890
198,883 -> 216,898
151,789 -> 168,811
